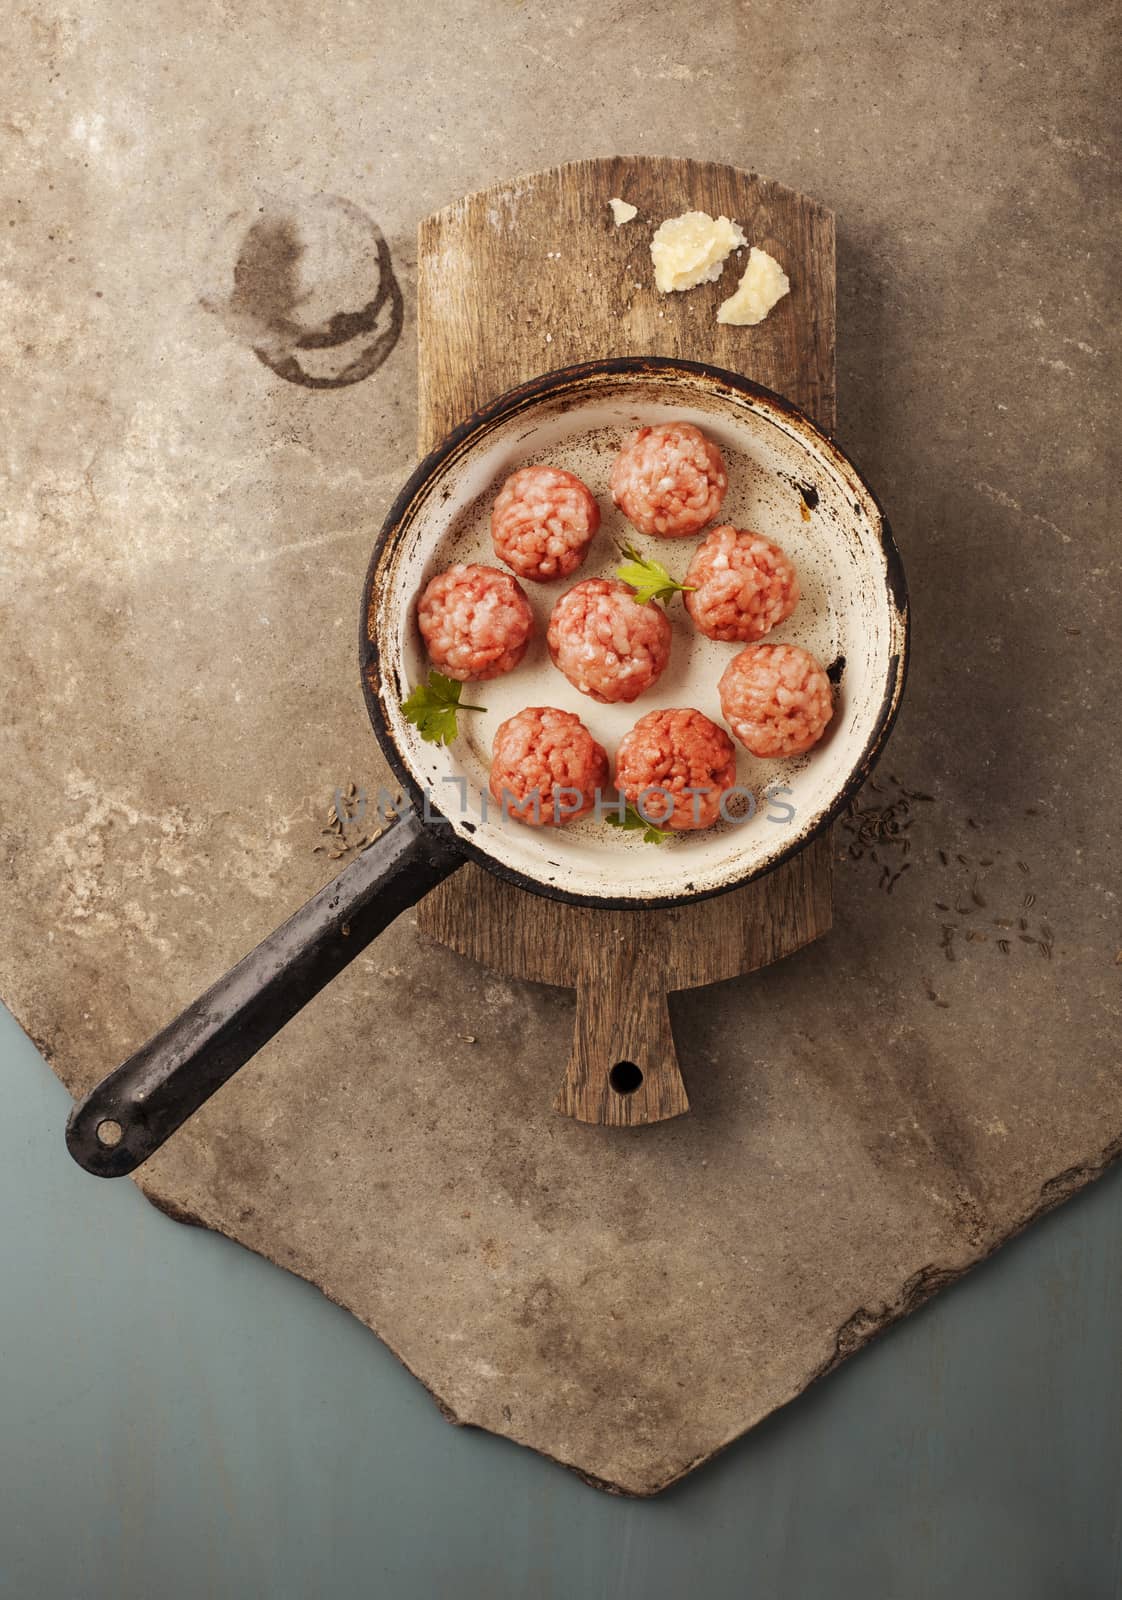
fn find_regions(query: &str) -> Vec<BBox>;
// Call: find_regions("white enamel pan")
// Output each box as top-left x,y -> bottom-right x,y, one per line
67,358 -> 908,1176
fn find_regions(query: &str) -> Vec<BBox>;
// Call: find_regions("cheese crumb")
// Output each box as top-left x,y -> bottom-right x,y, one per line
650,211 -> 746,294
716,247 -> 791,326
609,197 -> 638,226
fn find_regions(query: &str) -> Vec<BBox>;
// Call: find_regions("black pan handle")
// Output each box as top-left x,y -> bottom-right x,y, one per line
66,809 -> 463,1177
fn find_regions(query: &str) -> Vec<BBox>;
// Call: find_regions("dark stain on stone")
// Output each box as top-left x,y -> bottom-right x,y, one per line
211,193 -> 403,390
515,1275 -> 559,1327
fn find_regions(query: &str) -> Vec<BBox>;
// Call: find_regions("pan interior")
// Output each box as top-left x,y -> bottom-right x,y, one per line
370,369 -> 905,905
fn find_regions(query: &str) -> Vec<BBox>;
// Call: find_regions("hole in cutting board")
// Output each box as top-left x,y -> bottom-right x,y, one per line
96,1118 -> 124,1147
609,1061 -> 644,1096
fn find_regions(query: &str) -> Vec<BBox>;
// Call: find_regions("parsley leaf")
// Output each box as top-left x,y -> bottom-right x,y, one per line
401,671 -> 485,746
615,542 -> 697,607
605,804 -> 673,845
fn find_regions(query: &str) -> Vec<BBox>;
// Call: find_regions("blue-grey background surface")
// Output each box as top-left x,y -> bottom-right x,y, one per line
3,1004 -> 1120,1600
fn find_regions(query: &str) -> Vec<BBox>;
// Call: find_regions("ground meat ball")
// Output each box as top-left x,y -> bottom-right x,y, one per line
491,465 -> 601,581
489,706 -> 609,827
615,708 -> 738,831
684,525 -> 800,642
546,578 -> 672,703
718,643 -> 834,758
610,422 -> 728,538
417,563 -> 534,681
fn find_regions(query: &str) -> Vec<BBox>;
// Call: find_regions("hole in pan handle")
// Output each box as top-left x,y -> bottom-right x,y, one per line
64,810 -> 464,1178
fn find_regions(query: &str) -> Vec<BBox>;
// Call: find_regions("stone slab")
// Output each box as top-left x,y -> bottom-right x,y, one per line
0,0 -> 1118,1494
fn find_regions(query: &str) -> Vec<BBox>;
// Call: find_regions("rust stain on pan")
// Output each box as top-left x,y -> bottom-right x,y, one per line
359,357 -> 908,909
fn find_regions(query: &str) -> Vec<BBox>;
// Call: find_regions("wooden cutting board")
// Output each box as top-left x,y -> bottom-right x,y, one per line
416,157 -> 836,1126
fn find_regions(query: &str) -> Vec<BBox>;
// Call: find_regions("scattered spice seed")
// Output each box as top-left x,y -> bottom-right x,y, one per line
935,901 -> 950,911
1017,860 -> 1030,874
956,853 -> 969,866
938,849 -> 949,866
1019,917 -> 1029,931
1038,941 -> 1052,959
997,939 -> 1011,954
971,882 -> 986,908
966,817 -> 980,830
1023,892 -> 1036,908
979,857 -> 994,867
841,776 -> 926,875
1018,934 -> 1037,944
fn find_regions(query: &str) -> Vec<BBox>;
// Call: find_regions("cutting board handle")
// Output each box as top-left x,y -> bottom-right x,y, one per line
555,950 -> 689,1127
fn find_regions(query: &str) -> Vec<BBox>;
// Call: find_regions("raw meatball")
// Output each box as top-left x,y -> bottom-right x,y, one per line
610,422 -> 728,538
417,563 -> 534,682
684,525 -> 800,642
615,708 -> 738,831
718,643 -> 834,758
491,465 -> 601,581
547,578 -> 671,704
489,706 -> 609,827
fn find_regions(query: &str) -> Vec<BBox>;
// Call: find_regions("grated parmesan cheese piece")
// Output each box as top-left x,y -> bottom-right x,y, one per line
609,197 -> 638,226
716,247 -> 791,326
650,211 -> 746,293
